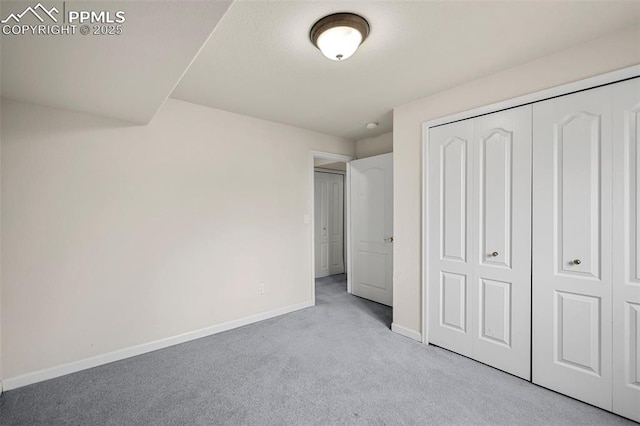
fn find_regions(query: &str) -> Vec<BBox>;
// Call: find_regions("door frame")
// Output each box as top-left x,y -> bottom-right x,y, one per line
310,151 -> 354,306
421,64 -> 640,345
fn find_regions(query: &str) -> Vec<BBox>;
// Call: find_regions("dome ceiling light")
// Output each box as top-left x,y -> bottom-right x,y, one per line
310,13 -> 370,61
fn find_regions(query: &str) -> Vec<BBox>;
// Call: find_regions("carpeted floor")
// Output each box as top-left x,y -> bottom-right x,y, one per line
0,274 -> 634,425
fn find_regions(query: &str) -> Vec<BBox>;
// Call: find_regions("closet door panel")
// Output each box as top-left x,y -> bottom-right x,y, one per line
533,85 -> 613,410
558,112 -> 602,279
613,77 -> 640,422
473,105 -> 532,380
428,120 -> 474,356
441,138 -> 468,262
479,128 -> 512,269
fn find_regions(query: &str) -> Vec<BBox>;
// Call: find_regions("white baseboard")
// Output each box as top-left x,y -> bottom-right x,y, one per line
391,322 -> 422,342
3,300 -> 313,391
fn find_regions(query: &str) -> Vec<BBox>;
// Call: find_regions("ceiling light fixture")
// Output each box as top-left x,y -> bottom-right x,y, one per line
366,122 -> 379,129
310,13 -> 370,61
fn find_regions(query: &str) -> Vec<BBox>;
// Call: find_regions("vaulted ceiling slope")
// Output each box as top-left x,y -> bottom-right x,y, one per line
0,1 -> 232,124
171,0 -> 640,140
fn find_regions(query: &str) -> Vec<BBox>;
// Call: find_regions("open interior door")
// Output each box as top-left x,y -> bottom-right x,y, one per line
350,153 -> 393,306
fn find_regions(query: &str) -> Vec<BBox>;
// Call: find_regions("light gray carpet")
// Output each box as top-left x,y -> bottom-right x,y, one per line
0,274 -> 634,425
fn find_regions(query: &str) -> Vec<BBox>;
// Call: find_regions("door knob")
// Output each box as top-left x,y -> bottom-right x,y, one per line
385,236 -> 394,242
491,251 -> 499,257
573,259 -> 581,265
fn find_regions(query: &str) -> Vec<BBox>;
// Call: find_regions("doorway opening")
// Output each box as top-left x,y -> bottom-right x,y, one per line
310,151 -> 353,306
314,164 -> 347,303
310,151 -> 394,317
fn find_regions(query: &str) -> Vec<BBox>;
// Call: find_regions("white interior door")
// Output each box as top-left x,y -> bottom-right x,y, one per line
532,85 -> 613,410
351,153 -> 393,306
612,77 -> 640,422
314,172 -> 345,278
427,106 -> 531,379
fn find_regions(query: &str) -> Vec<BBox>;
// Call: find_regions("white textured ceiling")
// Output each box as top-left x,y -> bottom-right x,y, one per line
1,1 -> 232,123
171,0 -> 640,140
2,1 -> 639,136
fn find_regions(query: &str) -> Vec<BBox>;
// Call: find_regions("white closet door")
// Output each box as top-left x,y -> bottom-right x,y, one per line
315,172 -> 345,278
315,172 -> 330,278
428,120 -> 474,357
612,78 -> 640,422
472,106 -> 532,380
428,107 -> 531,378
533,86 -> 613,410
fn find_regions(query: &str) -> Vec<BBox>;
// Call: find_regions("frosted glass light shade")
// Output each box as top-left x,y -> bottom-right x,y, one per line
316,26 -> 363,61
310,13 -> 370,62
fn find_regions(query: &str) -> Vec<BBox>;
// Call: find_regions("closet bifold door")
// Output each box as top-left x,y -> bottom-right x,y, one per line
612,77 -> 640,422
532,85 -> 613,410
428,119 -> 474,358
428,105 -> 532,379
471,106 -> 532,380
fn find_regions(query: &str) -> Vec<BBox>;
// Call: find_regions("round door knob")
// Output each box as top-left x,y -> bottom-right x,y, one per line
574,259 -> 581,265
491,251 -> 499,257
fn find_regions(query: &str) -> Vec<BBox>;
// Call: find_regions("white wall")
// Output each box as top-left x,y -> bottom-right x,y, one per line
315,163 -> 346,172
355,132 -> 393,159
392,25 -> 640,335
1,98 -> 354,381
313,158 -> 346,171
0,70 -> 3,393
